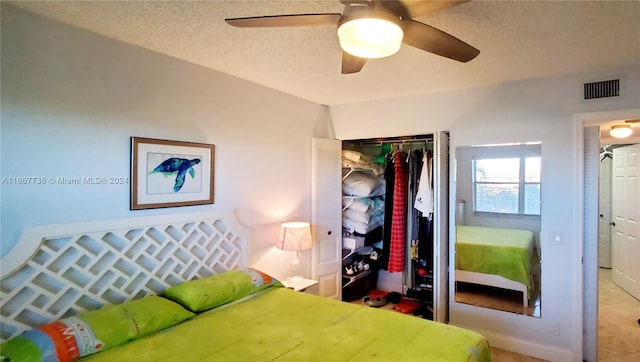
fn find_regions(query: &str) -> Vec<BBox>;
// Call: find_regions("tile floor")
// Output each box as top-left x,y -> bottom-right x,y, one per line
597,268 -> 640,362
451,268 -> 639,361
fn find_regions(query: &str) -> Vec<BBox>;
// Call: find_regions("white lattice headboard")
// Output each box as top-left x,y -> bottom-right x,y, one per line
0,210 -> 250,341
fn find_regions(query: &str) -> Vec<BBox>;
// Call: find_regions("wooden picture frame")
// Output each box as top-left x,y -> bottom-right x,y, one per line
130,137 -> 214,210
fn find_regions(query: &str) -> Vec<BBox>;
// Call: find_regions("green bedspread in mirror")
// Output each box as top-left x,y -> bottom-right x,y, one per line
83,287 -> 491,362
456,225 -> 537,292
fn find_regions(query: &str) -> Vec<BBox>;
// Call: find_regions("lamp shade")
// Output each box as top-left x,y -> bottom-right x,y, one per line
610,124 -> 633,138
337,11 -> 403,59
277,222 -> 312,251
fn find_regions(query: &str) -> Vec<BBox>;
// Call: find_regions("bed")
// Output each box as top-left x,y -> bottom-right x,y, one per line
455,225 -> 538,308
1,211 -> 491,361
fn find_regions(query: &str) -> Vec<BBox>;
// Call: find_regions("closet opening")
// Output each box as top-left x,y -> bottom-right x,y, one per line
340,134 -> 446,321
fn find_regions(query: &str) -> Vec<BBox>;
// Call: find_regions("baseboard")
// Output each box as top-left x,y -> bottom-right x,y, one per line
457,325 -> 576,361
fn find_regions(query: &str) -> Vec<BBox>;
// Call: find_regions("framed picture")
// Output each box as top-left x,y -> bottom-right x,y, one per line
131,137 -> 215,210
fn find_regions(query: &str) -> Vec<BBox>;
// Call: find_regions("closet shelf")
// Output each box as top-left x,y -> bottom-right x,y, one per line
342,195 -> 382,210
342,269 -> 374,288
341,167 -> 378,181
342,194 -> 383,199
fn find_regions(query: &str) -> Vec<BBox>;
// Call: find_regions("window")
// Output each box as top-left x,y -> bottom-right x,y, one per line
472,156 -> 541,215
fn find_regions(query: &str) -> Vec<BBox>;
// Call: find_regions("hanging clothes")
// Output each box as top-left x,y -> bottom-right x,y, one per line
381,152 -> 395,270
414,152 -> 433,214
415,151 -> 434,266
417,213 -> 432,262
406,149 -> 422,287
388,150 -> 409,273
409,149 -> 424,241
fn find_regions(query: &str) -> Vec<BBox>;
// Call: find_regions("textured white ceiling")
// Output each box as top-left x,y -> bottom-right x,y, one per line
6,0 -> 640,105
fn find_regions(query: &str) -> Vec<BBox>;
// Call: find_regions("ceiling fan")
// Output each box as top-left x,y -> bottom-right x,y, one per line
225,0 -> 480,74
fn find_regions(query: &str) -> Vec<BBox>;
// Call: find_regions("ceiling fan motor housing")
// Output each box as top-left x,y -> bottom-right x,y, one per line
337,8 -> 405,59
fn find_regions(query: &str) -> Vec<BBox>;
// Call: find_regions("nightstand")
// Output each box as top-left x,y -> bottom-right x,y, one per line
282,277 -> 318,292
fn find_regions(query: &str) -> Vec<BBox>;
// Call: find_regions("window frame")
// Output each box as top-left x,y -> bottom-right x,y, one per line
472,154 -> 541,216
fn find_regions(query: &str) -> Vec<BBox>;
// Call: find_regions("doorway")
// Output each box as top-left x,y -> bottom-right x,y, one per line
580,108 -> 640,362
597,143 -> 640,361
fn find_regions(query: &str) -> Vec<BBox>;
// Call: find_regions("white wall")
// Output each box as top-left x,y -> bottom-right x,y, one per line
330,66 -> 640,360
0,5 -> 333,281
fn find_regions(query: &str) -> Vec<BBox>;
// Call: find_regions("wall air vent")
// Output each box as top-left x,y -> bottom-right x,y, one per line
583,79 -> 620,100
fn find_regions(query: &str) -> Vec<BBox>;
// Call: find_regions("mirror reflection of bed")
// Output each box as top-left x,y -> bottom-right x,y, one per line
454,143 -> 542,318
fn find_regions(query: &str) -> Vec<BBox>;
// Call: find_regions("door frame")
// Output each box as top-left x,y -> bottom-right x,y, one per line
577,107 -> 640,362
433,131 -> 450,322
598,155 -> 613,268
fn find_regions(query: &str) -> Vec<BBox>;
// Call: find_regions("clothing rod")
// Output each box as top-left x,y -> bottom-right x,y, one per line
342,134 -> 434,146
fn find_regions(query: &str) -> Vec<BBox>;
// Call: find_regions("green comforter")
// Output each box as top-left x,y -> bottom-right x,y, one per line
83,288 -> 491,362
456,225 -> 537,292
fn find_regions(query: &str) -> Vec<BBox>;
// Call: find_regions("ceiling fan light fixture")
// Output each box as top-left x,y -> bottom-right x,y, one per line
609,124 -> 633,138
337,12 -> 403,59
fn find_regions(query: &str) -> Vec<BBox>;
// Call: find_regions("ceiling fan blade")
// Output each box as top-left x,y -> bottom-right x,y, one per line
377,1 -> 469,18
340,0 -> 374,5
402,1 -> 470,18
402,19 -> 479,62
342,52 -> 367,74
225,13 -> 341,28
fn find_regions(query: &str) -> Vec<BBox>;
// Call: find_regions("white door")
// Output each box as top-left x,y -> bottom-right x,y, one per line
611,144 -> 640,300
311,138 -> 343,300
598,156 -> 612,268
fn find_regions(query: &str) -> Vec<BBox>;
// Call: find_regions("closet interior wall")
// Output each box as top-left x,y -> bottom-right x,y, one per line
341,135 -> 438,314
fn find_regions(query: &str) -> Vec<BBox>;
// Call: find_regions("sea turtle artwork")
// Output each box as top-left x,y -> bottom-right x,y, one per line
151,157 -> 201,192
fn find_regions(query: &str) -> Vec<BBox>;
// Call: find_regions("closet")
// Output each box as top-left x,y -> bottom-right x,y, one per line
311,133 -> 449,322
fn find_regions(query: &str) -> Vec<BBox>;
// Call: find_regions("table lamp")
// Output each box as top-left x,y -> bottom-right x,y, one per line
276,222 -> 312,282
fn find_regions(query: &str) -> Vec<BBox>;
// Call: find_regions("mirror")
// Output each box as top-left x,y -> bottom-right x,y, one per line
454,143 -> 542,317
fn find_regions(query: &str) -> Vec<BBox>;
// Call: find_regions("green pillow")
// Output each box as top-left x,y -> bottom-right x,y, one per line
162,268 -> 281,312
0,295 -> 194,362
0,335 -> 45,362
78,295 -> 194,348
